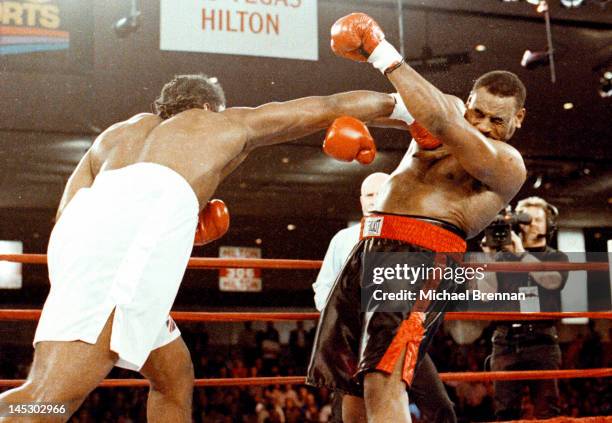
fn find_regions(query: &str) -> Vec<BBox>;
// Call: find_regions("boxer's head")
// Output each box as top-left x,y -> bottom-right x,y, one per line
360,172 -> 390,216
465,71 -> 526,142
154,74 -> 226,119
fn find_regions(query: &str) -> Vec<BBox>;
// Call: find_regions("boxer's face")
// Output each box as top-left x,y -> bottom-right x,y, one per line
465,87 -> 525,141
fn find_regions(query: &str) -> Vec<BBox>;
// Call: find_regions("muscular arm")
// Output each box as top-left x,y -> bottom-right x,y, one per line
386,66 -> 526,197
55,150 -> 94,221
221,91 -> 394,150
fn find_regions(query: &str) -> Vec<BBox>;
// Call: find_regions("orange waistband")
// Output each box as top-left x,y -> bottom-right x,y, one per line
360,214 -> 467,253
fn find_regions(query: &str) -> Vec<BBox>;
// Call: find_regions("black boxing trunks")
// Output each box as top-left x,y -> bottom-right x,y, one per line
306,214 -> 466,396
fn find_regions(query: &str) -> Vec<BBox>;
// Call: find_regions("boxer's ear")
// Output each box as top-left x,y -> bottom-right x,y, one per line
465,93 -> 473,109
514,107 -> 526,129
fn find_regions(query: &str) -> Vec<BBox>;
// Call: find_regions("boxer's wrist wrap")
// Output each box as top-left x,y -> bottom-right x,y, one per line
389,93 -> 415,125
367,39 -> 403,74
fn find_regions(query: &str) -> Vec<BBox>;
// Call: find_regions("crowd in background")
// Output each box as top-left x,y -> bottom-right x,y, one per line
1,321 -> 610,422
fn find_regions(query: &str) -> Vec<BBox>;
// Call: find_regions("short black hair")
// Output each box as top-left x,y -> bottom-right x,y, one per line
472,70 -> 526,110
154,74 -> 226,119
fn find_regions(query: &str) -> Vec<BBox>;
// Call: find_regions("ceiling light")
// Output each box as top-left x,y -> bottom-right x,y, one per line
113,0 -> 141,38
560,0 -> 584,7
536,1 -> 549,12
475,44 -> 486,52
563,102 -> 574,110
521,50 -> 550,69
599,71 -> 612,98
255,238 -> 263,245
287,224 -> 296,231
281,157 -> 290,164
533,175 -> 543,189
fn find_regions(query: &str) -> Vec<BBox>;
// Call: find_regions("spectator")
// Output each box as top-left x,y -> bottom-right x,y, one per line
259,322 -> 281,374
289,321 -> 310,372
476,197 -> 568,420
239,322 -> 259,366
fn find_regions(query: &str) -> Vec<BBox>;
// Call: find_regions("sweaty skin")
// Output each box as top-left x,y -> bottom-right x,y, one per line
374,80 -> 527,238
56,91 -> 395,220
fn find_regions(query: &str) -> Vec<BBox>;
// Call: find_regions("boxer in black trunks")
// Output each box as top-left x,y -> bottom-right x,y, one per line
307,13 -> 527,423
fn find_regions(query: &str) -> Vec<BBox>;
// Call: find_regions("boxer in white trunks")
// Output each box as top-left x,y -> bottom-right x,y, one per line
0,74 -> 404,422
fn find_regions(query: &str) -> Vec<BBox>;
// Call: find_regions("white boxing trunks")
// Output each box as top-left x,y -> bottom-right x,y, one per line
34,162 -> 199,371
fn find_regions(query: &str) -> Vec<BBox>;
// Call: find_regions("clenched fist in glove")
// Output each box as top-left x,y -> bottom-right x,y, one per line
408,122 -> 442,150
323,116 -> 376,165
331,12 -> 403,74
194,199 -> 230,246
389,93 -> 442,150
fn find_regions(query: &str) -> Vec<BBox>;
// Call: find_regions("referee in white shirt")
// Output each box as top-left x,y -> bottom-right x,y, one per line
312,172 -> 457,423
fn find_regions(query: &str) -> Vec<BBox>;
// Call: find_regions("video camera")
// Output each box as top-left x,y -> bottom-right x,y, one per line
483,208 -> 532,249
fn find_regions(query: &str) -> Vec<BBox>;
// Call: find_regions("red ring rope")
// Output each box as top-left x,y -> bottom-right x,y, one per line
0,254 -> 608,272
0,368 -> 610,388
0,310 -> 611,322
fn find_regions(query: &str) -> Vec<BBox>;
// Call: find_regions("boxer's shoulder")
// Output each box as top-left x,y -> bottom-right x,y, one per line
163,108 -> 241,133
100,113 -> 161,138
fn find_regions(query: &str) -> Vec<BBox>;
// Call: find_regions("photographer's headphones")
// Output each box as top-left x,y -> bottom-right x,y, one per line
516,196 -> 559,242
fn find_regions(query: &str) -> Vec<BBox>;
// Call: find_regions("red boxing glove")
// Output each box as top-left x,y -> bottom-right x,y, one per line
389,93 -> 442,149
409,121 -> 442,150
323,116 -> 376,165
331,13 -> 403,74
194,199 -> 230,246
330,13 -> 385,62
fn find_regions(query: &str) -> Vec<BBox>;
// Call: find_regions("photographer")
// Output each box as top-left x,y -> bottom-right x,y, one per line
477,196 -> 569,420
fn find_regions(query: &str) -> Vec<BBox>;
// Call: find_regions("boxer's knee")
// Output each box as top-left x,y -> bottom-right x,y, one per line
142,337 -> 194,402
149,354 -> 194,396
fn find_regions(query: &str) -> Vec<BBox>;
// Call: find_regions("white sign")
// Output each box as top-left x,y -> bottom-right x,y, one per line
160,0 -> 318,61
219,246 -> 262,292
